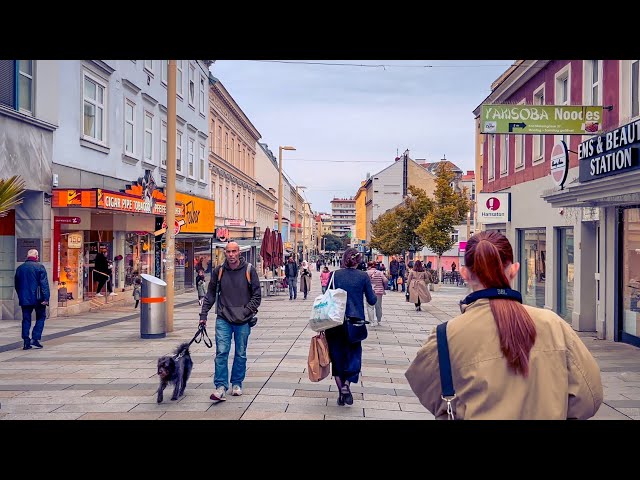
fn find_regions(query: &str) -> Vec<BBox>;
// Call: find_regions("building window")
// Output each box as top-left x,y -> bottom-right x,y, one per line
217,125 -> 222,157
487,134 -> 495,180
199,144 -> 206,182
632,60 -> 639,118
188,138 -> 195,177
555,66 -> 571,145
18,60 -> 33,114
451,230 -> 459,243
144,111 -> 153,163
199,75 -> 206,114
124,99 -> 135,155
500,134 -> 509,175
144,60 -> 153,73
225,187 -> 229,217
231,137 -> 235,165
515,135 -> 524,169
224,132 -> 229,161
161,60 -> 167,85
176,131 -> 183,173
518,228 -> 546,308
622,207 -> 640,339
219,184 -> 223,215
83,71 -> 107,143
584,60 -> 601,106
176,60 -> 183,98
161,121 -> 167,167
533,86 -> 545,162
188,63 -> 195,107
557,227 -> 574,322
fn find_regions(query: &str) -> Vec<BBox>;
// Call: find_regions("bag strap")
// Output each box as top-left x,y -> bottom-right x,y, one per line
436,322 -> 456,420
328,271 -> 335,290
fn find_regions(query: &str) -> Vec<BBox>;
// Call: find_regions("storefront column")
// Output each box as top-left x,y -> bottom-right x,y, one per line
113,231 -> 126,291
603,207 -> 617,340
13,191 -> 53,320
544,228 -> 555,311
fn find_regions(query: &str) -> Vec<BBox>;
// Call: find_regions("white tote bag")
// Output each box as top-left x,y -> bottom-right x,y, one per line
308,273 -> 347,332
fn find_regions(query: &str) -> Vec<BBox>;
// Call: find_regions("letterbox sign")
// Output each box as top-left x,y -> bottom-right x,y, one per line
578,119 -> 640,182
477,192 -> 511,224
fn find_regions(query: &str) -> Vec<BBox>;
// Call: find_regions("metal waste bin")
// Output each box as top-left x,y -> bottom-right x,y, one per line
140,274 -> 167,339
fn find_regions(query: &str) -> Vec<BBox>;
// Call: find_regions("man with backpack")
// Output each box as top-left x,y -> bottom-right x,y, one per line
199,241 -> 261,402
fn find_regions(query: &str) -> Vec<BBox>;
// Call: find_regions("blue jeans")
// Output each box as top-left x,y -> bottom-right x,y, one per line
288,276 -> 297,298
214,317 -> 251,390
22,305 -> 46,341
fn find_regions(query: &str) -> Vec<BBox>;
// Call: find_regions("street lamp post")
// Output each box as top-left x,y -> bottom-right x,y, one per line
294,185 -> 306,261
278,146 -> 296,235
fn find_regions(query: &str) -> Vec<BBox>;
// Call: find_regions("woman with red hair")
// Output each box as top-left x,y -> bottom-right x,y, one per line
405,231 -> 603,419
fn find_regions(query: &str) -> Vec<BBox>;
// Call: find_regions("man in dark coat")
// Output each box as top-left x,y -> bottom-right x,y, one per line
284,257 -> 299,300
94,246 -> 115,296
389,256 -> 400,291
15,249 -> 50,350
398,258 -> 407,293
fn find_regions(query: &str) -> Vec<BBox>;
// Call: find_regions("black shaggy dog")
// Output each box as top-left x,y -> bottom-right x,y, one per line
157,342 -> 193,403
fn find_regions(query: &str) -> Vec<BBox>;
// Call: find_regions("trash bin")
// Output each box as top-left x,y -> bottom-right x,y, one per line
140,274 -> 167,339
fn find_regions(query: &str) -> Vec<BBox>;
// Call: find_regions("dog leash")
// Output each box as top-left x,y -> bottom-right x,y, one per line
187,323 -> 212,349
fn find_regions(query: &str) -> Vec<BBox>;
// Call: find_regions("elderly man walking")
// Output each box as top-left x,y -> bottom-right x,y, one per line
15,249 -> 50,350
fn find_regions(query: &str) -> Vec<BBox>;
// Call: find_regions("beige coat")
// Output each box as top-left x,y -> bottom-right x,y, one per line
299,268 -> 312,292
404,299 -> 603,420
407,270 -> 432,304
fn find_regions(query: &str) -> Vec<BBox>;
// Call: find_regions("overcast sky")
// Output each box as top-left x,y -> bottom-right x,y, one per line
210,60 -> 513,213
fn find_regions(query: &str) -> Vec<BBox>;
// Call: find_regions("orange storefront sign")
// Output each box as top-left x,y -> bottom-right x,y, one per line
52,188 -> 183,216
175,192 -> 215,234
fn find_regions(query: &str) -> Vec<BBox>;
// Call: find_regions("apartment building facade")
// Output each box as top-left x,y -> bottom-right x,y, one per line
475,59 -> 640,348
0,60 -> 58,320
331,197 -> 356,237
208,74 -> 260,266
49,60 -> 213,314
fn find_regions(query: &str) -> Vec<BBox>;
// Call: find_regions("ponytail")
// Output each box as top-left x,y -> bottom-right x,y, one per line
465,232 -> 537,377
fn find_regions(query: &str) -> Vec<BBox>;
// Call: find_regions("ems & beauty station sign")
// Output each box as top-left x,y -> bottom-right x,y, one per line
578,119 -> 640,182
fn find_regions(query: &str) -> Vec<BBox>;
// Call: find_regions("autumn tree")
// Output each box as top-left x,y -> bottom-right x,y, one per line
369,185 -> 434,256
415,162 -> 470,282
322,234 -> 342,252
0,176 -> 25,217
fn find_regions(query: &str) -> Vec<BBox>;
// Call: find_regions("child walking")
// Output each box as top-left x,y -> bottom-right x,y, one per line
133,276 -> 142,308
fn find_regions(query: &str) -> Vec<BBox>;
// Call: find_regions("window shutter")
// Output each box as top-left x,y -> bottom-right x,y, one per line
0,60 -> 16,108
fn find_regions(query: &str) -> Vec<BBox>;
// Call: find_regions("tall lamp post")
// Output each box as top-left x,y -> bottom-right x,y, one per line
294,185 -> 306,261
278,145 -> 296,235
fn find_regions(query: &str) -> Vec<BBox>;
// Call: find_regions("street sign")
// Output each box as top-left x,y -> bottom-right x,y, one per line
480,105 -> 603,135
55,216 -> 81,224
550,141 -> 569,188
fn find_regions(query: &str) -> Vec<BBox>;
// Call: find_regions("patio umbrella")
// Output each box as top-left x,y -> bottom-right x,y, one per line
276,232 -> 283,268
270,229 -> 278,272
260,226 -> 272,270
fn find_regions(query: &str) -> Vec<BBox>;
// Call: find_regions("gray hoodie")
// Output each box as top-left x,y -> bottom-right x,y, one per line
199,257 -> 261,324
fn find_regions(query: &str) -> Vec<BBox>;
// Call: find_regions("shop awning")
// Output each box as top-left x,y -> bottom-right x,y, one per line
212,242 -> 251,252
543,169 -> 640,208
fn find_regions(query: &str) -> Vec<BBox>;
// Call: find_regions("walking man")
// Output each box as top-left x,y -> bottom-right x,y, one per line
94,246 -> 115,297
285,256 -> 298,300
389,255 -> 399,291
199,241 -> 261,401
15,249 -> 50,350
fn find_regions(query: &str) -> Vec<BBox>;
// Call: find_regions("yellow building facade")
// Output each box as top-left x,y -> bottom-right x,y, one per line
354,181 -> 367,243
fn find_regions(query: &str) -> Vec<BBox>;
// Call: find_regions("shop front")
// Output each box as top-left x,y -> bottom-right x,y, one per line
52,185 -> 182,307
544,118 -> 640,346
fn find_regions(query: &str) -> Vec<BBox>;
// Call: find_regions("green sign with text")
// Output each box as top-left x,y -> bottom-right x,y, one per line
480,105 -> 603,135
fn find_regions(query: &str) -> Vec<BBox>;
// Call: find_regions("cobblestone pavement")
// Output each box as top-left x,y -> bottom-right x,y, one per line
0,268 -> 638,420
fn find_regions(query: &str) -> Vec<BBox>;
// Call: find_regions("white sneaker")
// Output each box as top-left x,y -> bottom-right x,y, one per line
96,293 -> 104,297
231,385 -> 243,396
109,292 -> 118,296
209,386 -> 226,402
